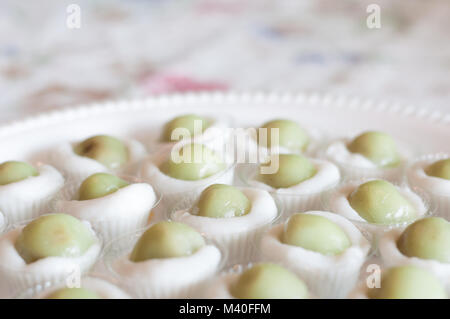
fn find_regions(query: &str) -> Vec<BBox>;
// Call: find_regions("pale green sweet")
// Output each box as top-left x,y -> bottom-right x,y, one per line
74,135 -> 128,169
0,161 -> 38,186
160,143 -> 226,181
45,287 -> 101,299
15,214 -> 96,264
368,266 -> 447,299
78,173 -> 129,201
260,154 -> 316,189
196,184 -> 251,218
425,159 -> 450,180
397,217 -> 450,263
347,131 -> 400,168
230,263 -> 308,299
259,119 -> 309,152
282,213 -> 351,255
348,180 -> 417,225
129,221 -> 205,262
162,114 -> 210,142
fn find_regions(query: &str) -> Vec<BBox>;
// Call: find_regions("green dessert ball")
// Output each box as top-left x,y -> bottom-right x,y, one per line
162,114 -> 210,142
397,217 -> 450,263
78,173 -> 129,201
425,159 -> 450,180
196,184 -> 251,218
160,143 -> 226,181
15,214 -> 96,264
74,135 -> 128,169
0,161 -> 38,186
348,180 -> 417,225
130,221 -> 205,262
230,263 -> 308,299
45,287 -> 101,299
347,131 -> 400,168
368,266 -> 447,299
260,154 -> 316,189
282,213 -> 351,255
259,119 -> 309,152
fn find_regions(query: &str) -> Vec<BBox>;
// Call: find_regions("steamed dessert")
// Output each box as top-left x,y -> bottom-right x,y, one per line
55,173 -> 158,242
241,119 -> 318,162
0,214 -> 101,291
0,161 -> 38,185
140,143 -> 234,208
407,155 -> 450,220
162,114 -> 211,142
74,135 -> 128,169
325,131 -> 406,182
281,213 -> 351,255
348,180 -> 417,225
261,211 -> 370,298
245,154 -> 340,217
0,161 -> 64,223
204,263 -> 310,299
258,119 -> 310,153
362,266 -> 447,299
160,113 -> 231,145
397,217 -> 450,263
172,184 -> 278,265
31,277 -> 131,299
109,221 -> 222,298
379,217 -> 450,289
160,143 -> 226,181
48,134 -> 146,184
327,179 -> 427,236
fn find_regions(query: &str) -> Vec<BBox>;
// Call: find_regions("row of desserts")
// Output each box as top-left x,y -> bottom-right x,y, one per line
0,114 -> 449,229
0,114 -> 448,298
7,209 -> 449,299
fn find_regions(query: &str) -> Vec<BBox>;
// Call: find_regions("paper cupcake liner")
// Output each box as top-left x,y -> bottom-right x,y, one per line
170,188 -> 282,267
53,175 -> 161,244
103,227 -> 226,299
322,179 -> 433,245
0,251 -> 100,296
406,153 -> 450,221
378,229 -> 450,293
259,217 -> 371,299
0,193 -> 60,225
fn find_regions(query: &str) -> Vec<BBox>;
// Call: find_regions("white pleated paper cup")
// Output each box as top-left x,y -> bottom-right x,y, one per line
52,174 -> 162,245
103,226 -> 227,299
237,163 -> 340,222
170,189 -> 283,267
201,262 -> 316,299
378,229 -> 450,292
0,165 -> 65,224
406,153 -> 450,221
0,220 -> 102,295
320,138 -> 413,184
16,275 -> 132,299
322,179 -> 433,244
259,211 -> 372,299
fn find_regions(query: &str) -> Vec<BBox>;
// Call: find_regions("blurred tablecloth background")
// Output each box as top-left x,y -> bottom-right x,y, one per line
1,0 -> 449,123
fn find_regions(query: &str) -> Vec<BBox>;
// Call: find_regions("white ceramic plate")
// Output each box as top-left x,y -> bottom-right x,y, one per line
0,91 -> 449,299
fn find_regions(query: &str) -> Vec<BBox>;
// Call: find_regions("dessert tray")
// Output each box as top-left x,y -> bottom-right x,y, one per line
0,91 -> 449,299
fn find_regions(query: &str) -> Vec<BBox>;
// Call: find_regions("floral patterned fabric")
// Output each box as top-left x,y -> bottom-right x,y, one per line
0,0 -> 449,123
